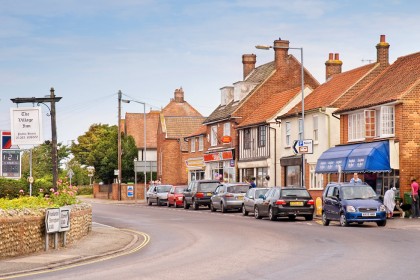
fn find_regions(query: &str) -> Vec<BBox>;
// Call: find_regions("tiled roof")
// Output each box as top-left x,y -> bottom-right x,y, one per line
204,62 -> 275,124
162,100 -> 202,117
124,111 -> 160,149
164,116 -> 207,139
280,63 -> 377,118
336,52 -> 420,113
185,125 -> 207,139
238,86 -> 302,128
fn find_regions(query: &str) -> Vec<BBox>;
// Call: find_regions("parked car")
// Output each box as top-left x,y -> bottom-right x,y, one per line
242,187 -> 270,216
322,182 -> 387,227
210,183 -> 250,213
167,185 -> 187,208
148,184 -> 173,206
183,180 -> 220,210
146,184 -> 158,205
254,187 -> 314,221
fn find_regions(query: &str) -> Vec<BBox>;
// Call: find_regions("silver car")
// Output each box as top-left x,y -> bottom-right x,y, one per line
242,187 -> 270,216
148,184 -> 172,206
210,183 -> 250,213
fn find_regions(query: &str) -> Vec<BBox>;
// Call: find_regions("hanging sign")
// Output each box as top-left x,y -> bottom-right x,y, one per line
10,107 -> 43,145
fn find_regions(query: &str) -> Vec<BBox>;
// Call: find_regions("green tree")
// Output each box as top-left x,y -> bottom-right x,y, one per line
21,141 -> 70,184
71,124 -> 137,184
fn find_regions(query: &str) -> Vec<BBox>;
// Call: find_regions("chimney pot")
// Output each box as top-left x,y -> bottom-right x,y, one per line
380,34 -> 386,43
329,53 -> 334,60
334,53 -> 340,60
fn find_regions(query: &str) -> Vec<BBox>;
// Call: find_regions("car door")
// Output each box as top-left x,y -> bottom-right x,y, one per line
168,186 -> 175,205
259,188 -> 274,215
244,188 -> 255,212
325,186 -> 341,220
184,182 -> 193,204
212,185 -> 224,209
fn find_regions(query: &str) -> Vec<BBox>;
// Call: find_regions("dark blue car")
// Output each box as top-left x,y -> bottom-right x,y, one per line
322,182 -> 387,227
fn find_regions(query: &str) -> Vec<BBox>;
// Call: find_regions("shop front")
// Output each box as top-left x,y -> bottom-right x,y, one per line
315,140 -> 399,196
204,149 -> 236,183
186,157 -> 206,183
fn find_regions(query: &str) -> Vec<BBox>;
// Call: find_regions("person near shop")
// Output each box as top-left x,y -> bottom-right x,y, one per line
411,178 -> 420,218
250,177 -> 257,188
263,175 -> 270,187
350,173 -> 362,184
383,187 -> 397,219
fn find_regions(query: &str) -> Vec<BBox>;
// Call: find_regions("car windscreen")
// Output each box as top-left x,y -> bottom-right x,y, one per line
174,188 -> 185,194
198,182 -> 219,192
281,189 -> 311,198
227,185 -> 249,193
157,185 -> 172,193
341,186 -> 377,199
255,188 -> 269,198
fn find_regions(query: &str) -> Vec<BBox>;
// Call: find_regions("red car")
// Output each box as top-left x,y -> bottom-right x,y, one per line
167,185 -> 187,208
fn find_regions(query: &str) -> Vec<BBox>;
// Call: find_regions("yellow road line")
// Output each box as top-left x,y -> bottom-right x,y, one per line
1,230 -> 150,279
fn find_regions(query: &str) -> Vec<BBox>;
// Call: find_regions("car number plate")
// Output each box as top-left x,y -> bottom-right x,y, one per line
290,201 -> 303,206
207,192 -> 212,196
237,196 -> 244,200
362,212 -> 376,217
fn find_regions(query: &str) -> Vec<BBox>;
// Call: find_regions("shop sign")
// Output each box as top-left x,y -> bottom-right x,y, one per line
204,151 -> 233,162
221,135 -> 232,144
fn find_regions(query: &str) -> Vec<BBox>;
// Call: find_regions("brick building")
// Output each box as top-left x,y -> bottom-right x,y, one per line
317,35 -> 420,200
157,88 -> 206,185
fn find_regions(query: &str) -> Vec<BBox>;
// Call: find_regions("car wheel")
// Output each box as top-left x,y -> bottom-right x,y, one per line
210,202 -> 216,212
357,222 -> 364,225
377,220 -> 387,227
193,199 -> 199,210
183,200 -> 190,209
269,207 -> 276,221
322,212 -> 330,226
157,198 -> 161,206
254,206 -> 262,219
221,202 -> 227,213
340,213 -> 349,227
305,215 -> 313,221
147,198 -> 152,206
208,204 -> 211,210
288,215 -> 296,221
242,205 -> 248,216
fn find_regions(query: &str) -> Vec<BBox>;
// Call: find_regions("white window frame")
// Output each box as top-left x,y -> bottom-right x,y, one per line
380,106 -> 395,137
224,122 -> 230,136
364,109 -> 376,138
211,125 -> 218,146
285,122 -> 291,147
191,137 -> 196,152
348,111 -> 365,141
198,135 -> 204,151
309,164 -> 324,190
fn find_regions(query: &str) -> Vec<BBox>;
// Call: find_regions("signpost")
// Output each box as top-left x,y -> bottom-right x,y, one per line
293,139 -> 313,155
127,185 -> 134,198
45,207 -> 71,250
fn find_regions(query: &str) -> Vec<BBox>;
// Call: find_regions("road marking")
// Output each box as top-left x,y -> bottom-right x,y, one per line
2,230 -> 151,279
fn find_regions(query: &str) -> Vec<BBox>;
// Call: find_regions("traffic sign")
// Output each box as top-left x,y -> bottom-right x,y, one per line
293,139 -> 313,155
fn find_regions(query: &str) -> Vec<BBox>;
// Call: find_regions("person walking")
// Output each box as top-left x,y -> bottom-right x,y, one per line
411,178 -> 420,218
250,177 -> 257,188
350,173 -> 362,184
383,187 -> 396,219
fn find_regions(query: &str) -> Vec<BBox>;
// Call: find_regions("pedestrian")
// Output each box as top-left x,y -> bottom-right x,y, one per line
350,173 -> 362,184
263,175 -> 270,187
383,187 -> 396,219
250,177 -> 256,188
410,178 -> 420,218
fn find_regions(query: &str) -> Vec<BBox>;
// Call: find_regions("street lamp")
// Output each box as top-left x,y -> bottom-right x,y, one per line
118,93 -> 147,202
255,43 -> 306,187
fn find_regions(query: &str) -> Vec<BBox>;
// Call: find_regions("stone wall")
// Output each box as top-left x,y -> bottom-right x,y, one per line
0,203 -> 92,259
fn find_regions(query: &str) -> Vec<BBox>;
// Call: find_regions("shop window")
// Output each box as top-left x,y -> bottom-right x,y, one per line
286,165 -> 300,187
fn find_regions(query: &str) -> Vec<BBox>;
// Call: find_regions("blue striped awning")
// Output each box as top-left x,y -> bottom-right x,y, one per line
315,141 -> 390,174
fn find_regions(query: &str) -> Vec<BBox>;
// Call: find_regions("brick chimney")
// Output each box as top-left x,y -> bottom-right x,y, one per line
242,54 -> 256,80
273,38 -> 289,71
325,53 -> 343,81
174,87 -> 184,103
376,34 -> 390,66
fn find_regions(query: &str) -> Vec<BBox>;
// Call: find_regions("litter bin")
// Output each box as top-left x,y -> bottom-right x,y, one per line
404,192 -> 412,205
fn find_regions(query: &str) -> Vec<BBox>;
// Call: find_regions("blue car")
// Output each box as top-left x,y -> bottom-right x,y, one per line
322,182 -> 387,227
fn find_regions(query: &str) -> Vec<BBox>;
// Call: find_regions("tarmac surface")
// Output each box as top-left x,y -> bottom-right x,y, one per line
1,197 -> 419,279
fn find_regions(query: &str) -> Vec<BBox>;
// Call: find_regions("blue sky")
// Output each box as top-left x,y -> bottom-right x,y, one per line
1,0 -> 419,144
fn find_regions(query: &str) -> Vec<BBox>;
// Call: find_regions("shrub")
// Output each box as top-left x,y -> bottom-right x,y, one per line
0,178 -> 27,198
77,185 -> 93,196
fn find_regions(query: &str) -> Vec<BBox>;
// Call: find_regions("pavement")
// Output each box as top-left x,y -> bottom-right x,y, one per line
1,198 -> 420,279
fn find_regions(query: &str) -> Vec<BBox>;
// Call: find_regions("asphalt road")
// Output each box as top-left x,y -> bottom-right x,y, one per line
17,202 -> 420,280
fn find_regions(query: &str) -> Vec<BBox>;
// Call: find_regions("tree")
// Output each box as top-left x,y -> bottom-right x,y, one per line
71,124 -> 137,184
21,141 -> 70,183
